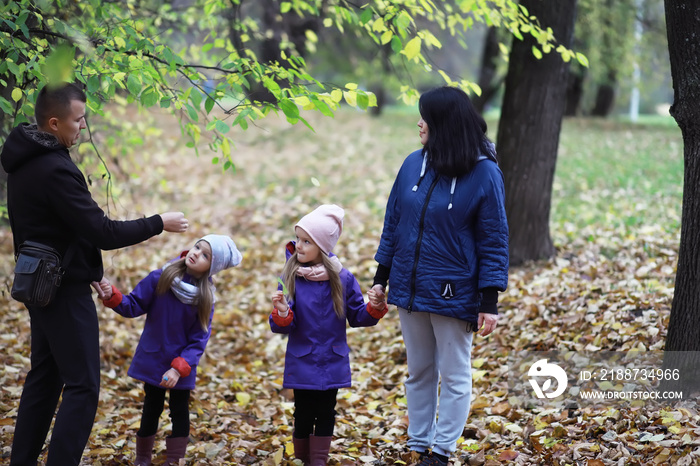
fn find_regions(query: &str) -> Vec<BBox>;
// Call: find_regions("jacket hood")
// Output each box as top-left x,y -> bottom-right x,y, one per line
1,123 -> 63,173
413,141 -> 498,210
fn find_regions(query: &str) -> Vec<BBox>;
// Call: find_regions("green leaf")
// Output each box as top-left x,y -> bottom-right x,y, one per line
215,119 -> 230,134
277,277 -> 289,295
140,90 -> 158,107
576,52 -> 590,68
356,92 -> 369,110
531,46 -> 543,60
185,103 -> 199,121
313,99 -> 334,117
280,2 -> 291,14
87,75 -> 100,93
391,36 -> 402,54
360,7 -> 373,25
204,97 -> 215,114
190,88 -> 203,108
126,74 -> 141,96
396,11 -> 412,33
278,99 -> 299,119
0,96 -> 13,114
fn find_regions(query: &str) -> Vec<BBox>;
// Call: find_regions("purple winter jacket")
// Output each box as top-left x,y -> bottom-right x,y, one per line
112,268 -> 214,390
269,243 -> 382,390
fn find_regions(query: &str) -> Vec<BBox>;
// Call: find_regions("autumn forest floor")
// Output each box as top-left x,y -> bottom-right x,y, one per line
0,106 -> 696,465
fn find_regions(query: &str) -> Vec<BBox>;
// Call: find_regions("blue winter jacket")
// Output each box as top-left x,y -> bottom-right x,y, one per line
269,242 -> 382,390
375,149 -> 509,325
111,268 -> 214,390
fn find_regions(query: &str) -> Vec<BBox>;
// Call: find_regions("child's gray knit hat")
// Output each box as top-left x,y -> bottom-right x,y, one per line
200,234 -> 242,276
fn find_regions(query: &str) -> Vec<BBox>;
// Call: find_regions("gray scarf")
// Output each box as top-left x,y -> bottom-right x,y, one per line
170,275 -> 201,305
163,262 -> 216,305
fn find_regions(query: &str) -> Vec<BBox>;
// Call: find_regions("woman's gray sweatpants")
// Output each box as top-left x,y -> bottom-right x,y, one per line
398,307 -> 474,458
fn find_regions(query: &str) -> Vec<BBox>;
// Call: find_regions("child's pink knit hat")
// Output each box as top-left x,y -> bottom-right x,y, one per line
295,204 -> 344,254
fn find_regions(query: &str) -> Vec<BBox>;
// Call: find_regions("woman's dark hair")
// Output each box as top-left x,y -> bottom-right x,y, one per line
35,82 -> 86,128
419,86 -> 494,177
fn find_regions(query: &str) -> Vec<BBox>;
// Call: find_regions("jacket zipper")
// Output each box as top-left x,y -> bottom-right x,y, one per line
407,175 -> 440,312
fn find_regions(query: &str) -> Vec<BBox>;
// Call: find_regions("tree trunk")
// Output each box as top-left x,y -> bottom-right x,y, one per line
662,0 -> 700,392
564,68 -> 585,116
590,71 -> 617,117
472,27 -> 502,114
248,0 -> 323,103
496,0 -> 578,265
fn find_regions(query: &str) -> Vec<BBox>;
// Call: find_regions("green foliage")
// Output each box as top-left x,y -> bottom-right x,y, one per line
0,0 -> 581,166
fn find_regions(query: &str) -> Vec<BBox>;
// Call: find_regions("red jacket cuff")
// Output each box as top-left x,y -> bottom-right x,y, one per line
171,357 -> 191,377
366,301 -> 388,320
102,286 -> 123,308
271,308 -> 294,327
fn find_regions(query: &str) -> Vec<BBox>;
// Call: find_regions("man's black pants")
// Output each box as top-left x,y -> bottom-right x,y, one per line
10,286 -> 100,466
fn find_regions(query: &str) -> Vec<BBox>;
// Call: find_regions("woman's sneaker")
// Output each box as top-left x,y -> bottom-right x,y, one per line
415,452 -> 449,466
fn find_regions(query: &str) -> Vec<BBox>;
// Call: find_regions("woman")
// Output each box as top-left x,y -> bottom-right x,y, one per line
370,86 -> 509,466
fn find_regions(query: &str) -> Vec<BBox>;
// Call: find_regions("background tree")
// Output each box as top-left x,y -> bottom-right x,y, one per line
0,0 -> 573,152
662,0 -> 700,390
497,0 -> 580,265
471,26 -> 508,114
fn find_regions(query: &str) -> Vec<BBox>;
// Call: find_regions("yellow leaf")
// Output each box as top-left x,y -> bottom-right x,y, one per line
330,89 -> 343,102
236,392 -> 251,405
381,31 -> 393,45
11,88 -> 22,102
343,90 -> 357,107
270,446 -> 283,464
403,37 -> 422,61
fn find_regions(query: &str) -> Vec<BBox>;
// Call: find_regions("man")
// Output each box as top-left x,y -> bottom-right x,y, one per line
1,82 -> 189,466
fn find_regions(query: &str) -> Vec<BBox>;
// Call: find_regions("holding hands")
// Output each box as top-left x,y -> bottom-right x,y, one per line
368,285 -> 387,311
91,276 -> 113,299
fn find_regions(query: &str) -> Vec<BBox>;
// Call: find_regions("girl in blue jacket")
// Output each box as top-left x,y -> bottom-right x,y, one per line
269,204 -> 387,466
100,235 -> 242,466
370,86 -> 509,466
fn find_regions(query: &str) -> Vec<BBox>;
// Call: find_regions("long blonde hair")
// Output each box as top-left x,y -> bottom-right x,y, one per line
281,251 -> 345,319
156,258 -> 214,331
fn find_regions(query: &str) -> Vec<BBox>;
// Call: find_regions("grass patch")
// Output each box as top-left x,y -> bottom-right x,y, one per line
552,117 -> 683,242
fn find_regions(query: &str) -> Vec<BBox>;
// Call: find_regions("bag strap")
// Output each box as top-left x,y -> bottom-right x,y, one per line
8,203 -> 79,267
60,240 -> 79,269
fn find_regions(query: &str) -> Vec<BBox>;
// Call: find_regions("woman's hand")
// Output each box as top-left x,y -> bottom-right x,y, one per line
477,312 -> 498,337
160,368 -> 181,388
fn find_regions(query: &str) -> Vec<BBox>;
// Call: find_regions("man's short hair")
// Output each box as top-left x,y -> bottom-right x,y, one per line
35,82 -> 87,128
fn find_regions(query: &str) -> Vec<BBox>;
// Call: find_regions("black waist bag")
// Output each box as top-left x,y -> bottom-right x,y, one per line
11,241 -> 72,307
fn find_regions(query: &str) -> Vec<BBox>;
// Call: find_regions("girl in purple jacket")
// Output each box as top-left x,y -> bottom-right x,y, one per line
100,235 -> 242,466
270,205 -> 388,466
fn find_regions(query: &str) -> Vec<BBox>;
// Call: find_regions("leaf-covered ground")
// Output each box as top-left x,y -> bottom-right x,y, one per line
1,107 -> 697,465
